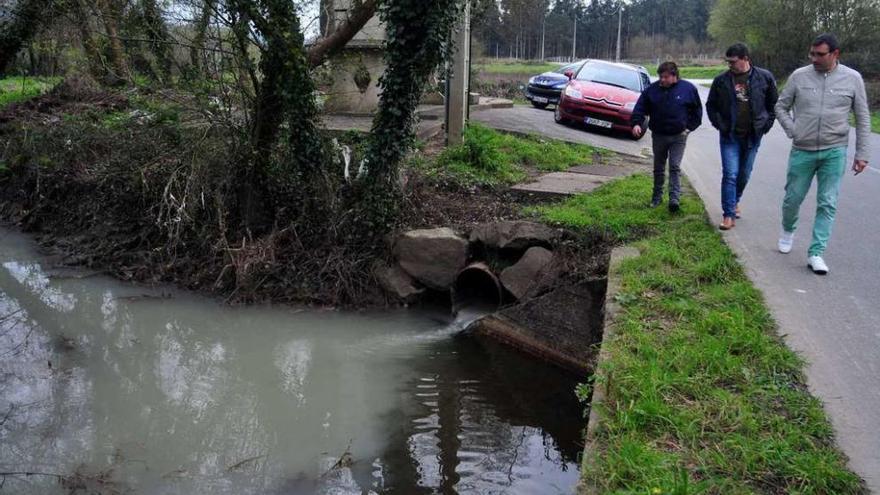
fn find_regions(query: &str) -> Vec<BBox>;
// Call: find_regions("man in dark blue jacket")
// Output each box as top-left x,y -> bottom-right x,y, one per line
706,43 -> 778,230
631,61 -> 703,212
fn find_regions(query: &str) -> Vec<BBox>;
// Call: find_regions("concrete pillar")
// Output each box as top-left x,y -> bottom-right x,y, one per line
445,1 -> 471,146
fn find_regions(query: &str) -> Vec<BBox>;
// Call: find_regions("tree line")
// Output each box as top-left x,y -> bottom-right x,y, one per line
471,0 -> 880,80
709,0 -> 880,77
472,0 -> 716,62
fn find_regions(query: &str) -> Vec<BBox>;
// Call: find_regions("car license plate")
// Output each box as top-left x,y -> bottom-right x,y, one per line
533,96 -> 549,103
585,117 -> 612,128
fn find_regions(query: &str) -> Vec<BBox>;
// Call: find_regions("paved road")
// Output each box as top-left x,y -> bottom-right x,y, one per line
475,95 -> 880,491
471,105 -> 654,157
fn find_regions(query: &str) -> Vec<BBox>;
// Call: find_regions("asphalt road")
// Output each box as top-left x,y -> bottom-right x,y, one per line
471,105 -> 653,157
475,95 -> 880,491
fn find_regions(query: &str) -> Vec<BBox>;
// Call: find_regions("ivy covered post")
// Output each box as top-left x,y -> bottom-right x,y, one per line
357,0 -> 464,233
446,0 -> 471,146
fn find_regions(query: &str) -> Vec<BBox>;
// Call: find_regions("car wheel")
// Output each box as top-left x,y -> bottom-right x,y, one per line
531,101 -> 549,110
554,105 -> 568,125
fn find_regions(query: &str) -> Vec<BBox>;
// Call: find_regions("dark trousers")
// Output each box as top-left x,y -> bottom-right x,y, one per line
651,131 -> 688,202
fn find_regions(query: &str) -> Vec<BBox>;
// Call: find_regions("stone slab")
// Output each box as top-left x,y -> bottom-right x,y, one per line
567,164 -> 635,177
465,279 -> 608,377
510,172 -> 613,197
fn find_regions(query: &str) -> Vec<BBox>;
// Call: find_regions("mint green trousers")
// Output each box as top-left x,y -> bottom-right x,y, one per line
781,146 -> 847,256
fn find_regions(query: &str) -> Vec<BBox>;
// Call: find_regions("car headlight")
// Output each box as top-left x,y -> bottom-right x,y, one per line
528,76 -> 536,85
564,86 -> 582,99
623,102 -> 636,111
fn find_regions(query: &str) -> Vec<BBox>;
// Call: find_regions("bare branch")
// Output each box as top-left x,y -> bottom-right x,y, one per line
306,0 -> 378,68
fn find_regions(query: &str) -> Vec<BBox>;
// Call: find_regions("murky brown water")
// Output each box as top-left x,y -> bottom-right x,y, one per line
0,227 -> 585,494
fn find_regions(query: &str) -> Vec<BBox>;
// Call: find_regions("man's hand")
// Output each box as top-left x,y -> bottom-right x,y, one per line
631,125 -> 642,138
853,159 -> 868,175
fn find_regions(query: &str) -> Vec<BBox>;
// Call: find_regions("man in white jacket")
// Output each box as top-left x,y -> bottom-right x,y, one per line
774,33 -> 870,275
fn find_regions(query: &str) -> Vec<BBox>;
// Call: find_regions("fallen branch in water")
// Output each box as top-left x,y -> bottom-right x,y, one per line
111,292 -> 173,302
321,439 -> 354,478
226,454 -> 266,472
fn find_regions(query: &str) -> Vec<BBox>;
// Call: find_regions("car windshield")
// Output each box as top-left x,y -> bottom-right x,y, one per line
554,62 -> 582,74
574,62 -> 642,92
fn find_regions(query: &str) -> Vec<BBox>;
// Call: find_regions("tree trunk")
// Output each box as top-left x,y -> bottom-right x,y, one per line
356,0 -> 463,234
230,8 -> 259,99
73,0 -> 105,79
98,0 -> 129,84
230,0 -> 324,231
140,0 -> 174,81
0,0 -> 53,77
190,0 -> 215,73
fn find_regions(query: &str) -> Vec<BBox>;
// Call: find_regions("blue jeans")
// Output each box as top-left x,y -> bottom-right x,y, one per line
720,134 -> 761,219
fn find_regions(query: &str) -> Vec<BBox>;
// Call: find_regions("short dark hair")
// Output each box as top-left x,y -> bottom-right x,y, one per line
657,61 -> 678,77
725,43 -> 750,59
812,33 -> 840,52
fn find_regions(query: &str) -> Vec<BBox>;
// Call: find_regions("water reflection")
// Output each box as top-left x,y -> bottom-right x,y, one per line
0,228 -> 584,494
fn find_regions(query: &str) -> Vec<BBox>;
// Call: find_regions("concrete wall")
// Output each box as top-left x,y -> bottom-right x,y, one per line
321,0 -> 386,115
322,46 -> 384,115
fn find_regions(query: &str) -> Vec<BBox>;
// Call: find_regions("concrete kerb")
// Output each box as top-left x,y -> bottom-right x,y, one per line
578,245 -> 641,495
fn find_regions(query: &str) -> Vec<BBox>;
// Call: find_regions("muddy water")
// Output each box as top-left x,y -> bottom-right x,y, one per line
0,228 -> 585,495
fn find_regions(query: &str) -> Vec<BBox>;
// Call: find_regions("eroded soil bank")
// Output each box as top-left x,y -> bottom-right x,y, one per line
0,81 -> 611,310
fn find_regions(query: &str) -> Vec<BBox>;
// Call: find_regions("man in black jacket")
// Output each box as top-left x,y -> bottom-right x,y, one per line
706,43 -> 778,230
631,61 -> 703,212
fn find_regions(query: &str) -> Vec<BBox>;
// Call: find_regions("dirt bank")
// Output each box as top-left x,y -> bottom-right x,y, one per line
0,81 -> 608,308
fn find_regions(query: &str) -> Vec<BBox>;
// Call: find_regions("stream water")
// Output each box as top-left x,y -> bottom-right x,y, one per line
0,227 -> 585,494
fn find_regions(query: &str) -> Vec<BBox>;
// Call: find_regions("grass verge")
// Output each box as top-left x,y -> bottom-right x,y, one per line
474,61 -> 561,75
677,65 -> 727,80
475,60 -> 724,80
847,111 -> 880,134
0,77 -> 61,108
533,174 -> 866,494
863,111 -> 880,134
422,123 -> 604,188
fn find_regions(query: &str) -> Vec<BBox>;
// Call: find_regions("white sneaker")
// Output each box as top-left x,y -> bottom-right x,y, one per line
778,231 -> 794,253
808,256 -> 829,275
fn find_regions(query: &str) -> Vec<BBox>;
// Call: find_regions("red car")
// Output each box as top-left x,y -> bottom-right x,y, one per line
554,60 -> 651,139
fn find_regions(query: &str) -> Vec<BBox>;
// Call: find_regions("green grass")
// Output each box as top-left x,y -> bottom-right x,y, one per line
476,61 -> 725,80
474,61 -> 561,75
0,77 -> 60,108
533,174 -> 866,494
677,65 -> 727,80
846,111 -> 880,134
427,123 -> 603,187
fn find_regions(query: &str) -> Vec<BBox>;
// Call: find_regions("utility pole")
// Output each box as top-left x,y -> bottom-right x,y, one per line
572,15 -> 576,61
446,0 -> 471,145
540,15 -> 546,61
615,4 -> 623,62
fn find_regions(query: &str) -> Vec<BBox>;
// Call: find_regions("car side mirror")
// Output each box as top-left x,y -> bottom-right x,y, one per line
564,70 -> 573,80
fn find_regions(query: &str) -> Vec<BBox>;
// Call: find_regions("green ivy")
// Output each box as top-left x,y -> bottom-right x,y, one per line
357,0 -> 464,232
232,0 -> 327,230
